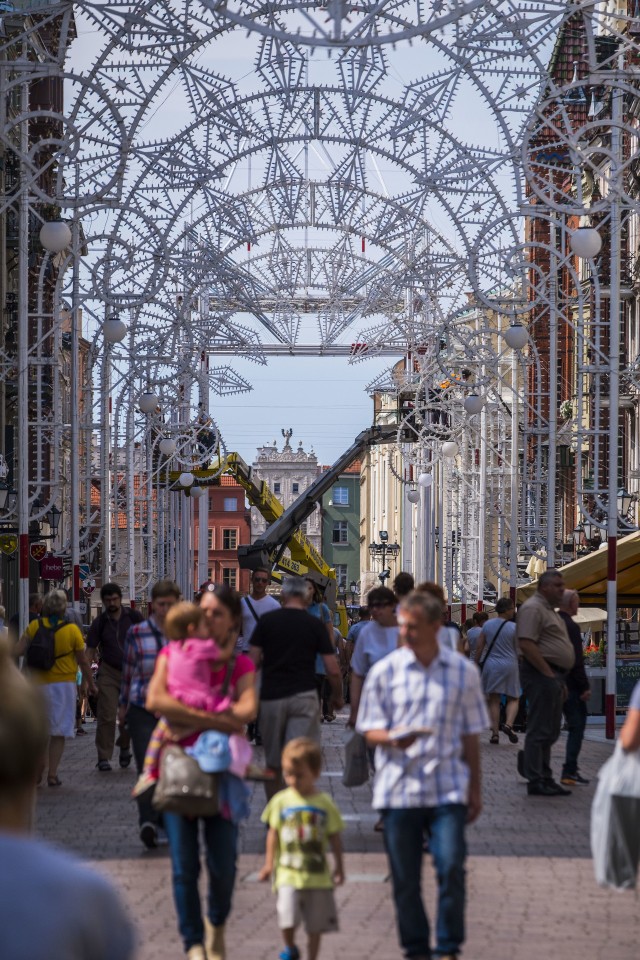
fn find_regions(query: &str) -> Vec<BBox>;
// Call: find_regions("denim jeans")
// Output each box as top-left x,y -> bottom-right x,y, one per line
562,688 -> 588,777
163,812 -> 238,950
382,804 -> 467,958
127,703 -> 161,828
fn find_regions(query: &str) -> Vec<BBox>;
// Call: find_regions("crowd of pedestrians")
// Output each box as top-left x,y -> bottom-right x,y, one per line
1,562 -> 636,960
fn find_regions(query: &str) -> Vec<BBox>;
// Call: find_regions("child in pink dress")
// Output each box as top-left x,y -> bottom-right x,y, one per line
133,601 -> 252,797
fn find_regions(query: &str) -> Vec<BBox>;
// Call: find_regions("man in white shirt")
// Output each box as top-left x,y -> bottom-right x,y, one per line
348,586 -> 399,727
239,568 -> 281,652
357,591 -> 488,960
240,567 -> 280,746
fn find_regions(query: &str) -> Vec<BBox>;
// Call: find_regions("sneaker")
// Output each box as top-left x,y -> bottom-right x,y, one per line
561,772 -> 590,786
139,822 -> 158,849
278,948 -> 300,960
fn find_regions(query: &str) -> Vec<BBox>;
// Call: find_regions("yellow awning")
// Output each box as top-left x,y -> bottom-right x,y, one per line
516,531 -> 640,607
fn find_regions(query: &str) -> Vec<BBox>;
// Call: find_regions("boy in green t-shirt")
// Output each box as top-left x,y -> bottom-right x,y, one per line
259,737 -> 345,960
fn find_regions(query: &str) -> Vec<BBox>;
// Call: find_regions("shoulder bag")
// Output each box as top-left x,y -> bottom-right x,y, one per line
152,656 -> 236,818
478,619 -> 508,674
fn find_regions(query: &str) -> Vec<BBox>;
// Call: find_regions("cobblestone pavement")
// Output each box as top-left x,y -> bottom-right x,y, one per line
35,716 -> 640,960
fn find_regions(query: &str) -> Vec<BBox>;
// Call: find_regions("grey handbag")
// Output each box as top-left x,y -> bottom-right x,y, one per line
152,744 -> 220,817
152,657 -> 236,817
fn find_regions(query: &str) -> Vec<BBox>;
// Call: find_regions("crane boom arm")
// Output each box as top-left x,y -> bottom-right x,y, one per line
237,424 -> 398,573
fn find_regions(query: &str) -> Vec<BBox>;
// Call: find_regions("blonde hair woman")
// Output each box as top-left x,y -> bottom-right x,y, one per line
14,590 -> 97,786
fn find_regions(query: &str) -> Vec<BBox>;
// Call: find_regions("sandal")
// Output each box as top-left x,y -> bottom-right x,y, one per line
47,776 -> 62,787
489,733 -> 499,744
500,723 -> 519,744
96,760 -> 112,772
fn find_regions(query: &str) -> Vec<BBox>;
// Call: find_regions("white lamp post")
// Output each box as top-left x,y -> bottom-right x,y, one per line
159,437 -> 177,456
569,226 -> 602,259
504,323 -> 529,350
463,393 -> 485,415
139,391 -> 159,414
102,315 -> 127,343
39,220 -> 72,253
442,440 -> 459,458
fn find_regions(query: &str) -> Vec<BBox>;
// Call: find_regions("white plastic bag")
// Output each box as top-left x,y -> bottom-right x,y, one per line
342,729 -> 369,787
591,744 -> 640,889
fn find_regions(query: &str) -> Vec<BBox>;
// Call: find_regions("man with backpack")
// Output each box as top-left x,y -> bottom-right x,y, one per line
239,568 -> 280,745
86,583 -> 143,772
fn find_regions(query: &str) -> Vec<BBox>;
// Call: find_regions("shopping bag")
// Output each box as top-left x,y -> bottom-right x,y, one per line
591,744 -> 640,890
342,729 -> 369,787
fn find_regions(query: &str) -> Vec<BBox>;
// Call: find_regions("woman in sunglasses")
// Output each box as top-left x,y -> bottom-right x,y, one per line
348,586 -> 399,729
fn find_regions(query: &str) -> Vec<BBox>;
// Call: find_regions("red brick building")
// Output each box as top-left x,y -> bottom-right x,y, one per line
193,476 -> 251,593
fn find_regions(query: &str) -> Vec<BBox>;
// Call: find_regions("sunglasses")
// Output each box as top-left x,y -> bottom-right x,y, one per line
253,576 -> 269,582
369,601 -> 393,609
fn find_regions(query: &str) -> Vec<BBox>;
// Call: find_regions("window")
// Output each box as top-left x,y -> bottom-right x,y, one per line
333,486 -> 349,505
273,482 -> 281,494
207,568 -> 213,580
207,529 -> 214,550
335,564 -> 348,589
222,568 -> 237,588
332,520 -> 348,544
222,528 -> 237,550
223,497 -> 237,512
292,482 -> 299,494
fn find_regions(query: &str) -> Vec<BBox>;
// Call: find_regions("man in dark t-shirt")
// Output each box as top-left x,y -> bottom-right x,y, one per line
86,583 -> 143,771
250,576 -> 343,797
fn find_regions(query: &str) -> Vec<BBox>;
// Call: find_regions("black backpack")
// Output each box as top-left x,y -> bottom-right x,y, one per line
25,618 -> 68,671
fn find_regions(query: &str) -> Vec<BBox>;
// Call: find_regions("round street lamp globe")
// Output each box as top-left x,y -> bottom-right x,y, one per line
139,391 -> 158,414
407,489 -> 420,503
190,485 -> 204,498
179,471 -> 194,487
102,316 -> 127,343
464,393 -> 485,415
39,220 -> 72,253
570,227 -> 602,259
159,437 -> 177,456
418,472 -> 433,488
504,323 -> 529,350
442,440 -> 459,458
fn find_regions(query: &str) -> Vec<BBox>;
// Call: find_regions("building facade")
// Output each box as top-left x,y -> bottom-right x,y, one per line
320,461 -> 361,593
194,476 -> 251,594
250,431 -> 321,554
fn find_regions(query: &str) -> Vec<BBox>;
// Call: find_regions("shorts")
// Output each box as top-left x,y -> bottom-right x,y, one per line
259,691 -> 321,769
276,886 -> 339,935
40,681 -> 77,738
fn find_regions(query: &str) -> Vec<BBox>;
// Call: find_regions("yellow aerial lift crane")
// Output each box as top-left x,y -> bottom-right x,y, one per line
172,424 -> 399,632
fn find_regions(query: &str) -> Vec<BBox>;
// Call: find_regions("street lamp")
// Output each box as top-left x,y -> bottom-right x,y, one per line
369,532 -> 400,584
350,580 -> 358,602
45,504 -> 62,538
616,487 -> 634,518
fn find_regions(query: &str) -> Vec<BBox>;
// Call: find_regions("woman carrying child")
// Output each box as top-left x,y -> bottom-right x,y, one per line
146,585 -> 257,960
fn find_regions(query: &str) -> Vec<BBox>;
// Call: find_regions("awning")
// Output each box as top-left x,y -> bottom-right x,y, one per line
516,531 -> 640,606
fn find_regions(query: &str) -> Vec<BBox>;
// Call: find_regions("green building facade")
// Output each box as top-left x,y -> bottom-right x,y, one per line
321,470 -> 360,594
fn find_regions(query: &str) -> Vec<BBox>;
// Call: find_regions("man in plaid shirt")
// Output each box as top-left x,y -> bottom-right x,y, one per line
118,579 -> 180,849
357,590 -> 488,960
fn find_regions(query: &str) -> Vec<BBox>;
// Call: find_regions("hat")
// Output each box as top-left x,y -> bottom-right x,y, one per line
185,731 -> 231,773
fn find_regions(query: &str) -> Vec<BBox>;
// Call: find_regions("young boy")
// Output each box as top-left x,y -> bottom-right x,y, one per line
259,737 -> 345,960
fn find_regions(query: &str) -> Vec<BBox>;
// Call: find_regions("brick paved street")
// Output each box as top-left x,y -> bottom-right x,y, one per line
35,718 -> 640,960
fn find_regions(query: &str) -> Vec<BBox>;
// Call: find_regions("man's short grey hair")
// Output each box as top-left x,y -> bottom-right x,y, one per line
42,589 -> 68,618
281,577 -> 309,601
398,591 -> 444,625
560,589 -> 579,607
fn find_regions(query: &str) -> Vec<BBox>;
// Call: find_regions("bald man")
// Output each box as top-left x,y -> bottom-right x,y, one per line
557,589 -> 591,786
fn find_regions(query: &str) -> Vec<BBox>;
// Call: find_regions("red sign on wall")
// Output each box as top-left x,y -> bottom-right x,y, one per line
40,555 -> 64,579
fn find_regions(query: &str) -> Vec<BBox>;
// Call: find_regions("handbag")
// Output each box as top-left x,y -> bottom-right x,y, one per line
342,728 -> 369,787
152,743 -> 220,817
152,657 -> 236,817
478,619 -> 508,673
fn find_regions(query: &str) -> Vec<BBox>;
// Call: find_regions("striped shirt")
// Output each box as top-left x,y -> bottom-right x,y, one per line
118,617 -> 167,709
356,643 -> 488,809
